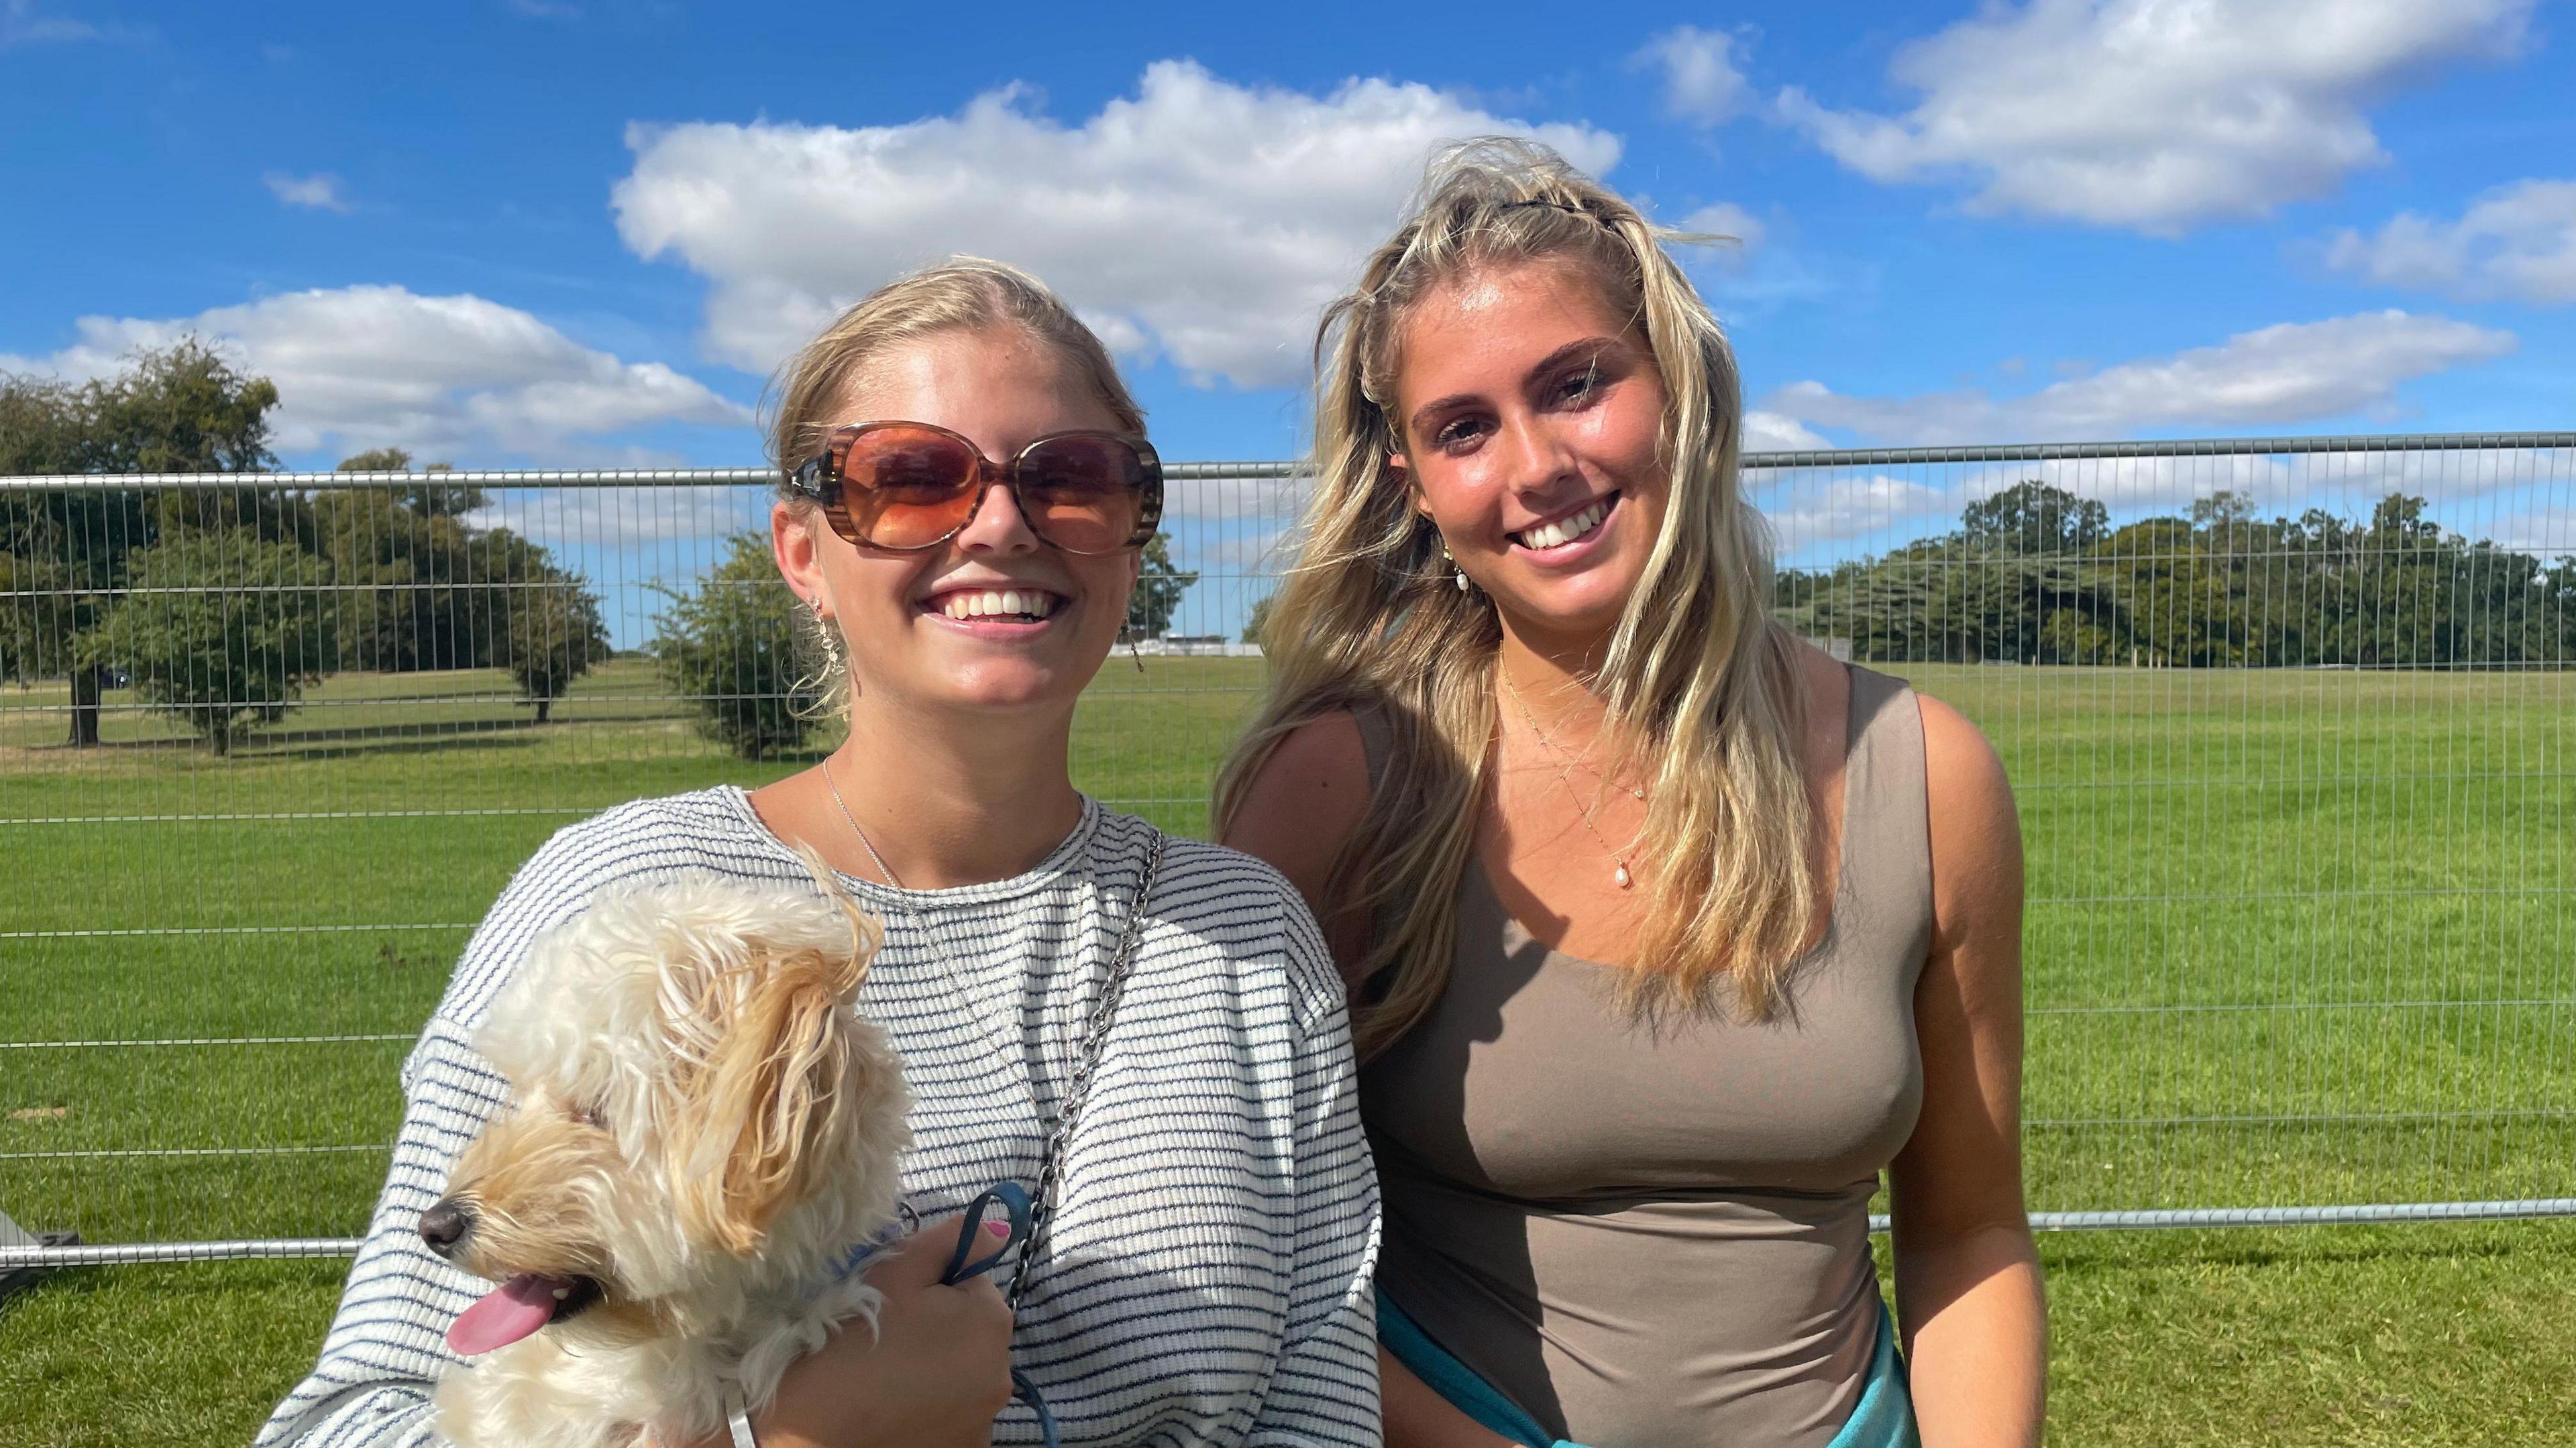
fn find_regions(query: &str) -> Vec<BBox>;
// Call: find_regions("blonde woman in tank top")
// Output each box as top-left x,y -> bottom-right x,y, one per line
1218,142 -> 2045,1448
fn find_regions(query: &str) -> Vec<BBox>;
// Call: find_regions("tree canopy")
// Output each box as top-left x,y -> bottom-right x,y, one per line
1126,534 -> 1197,639
1,341 -> 612,750
86,528 -> 335,754
1,339 -> 288,740
1782,482 -> 2576,669
653,532 -> 829,760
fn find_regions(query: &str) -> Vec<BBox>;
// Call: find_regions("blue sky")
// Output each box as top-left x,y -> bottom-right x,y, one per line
3,0 -> 2571,581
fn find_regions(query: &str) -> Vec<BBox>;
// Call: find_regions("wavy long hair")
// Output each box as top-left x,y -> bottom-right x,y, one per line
1214,138 -> 1817,1060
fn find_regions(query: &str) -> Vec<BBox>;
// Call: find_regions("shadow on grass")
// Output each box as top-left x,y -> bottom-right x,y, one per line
2042,1220 -> 2576,1274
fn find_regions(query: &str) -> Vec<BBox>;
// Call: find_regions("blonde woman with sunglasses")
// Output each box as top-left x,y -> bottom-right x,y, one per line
1220,143 -> 2044,1448
260,260 -> 1379,1448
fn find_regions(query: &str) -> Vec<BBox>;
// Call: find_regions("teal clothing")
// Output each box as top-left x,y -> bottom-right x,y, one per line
1377,1286 -> 1920,1448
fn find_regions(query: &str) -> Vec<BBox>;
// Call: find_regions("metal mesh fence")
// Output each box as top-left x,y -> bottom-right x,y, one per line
3,434 -> 2571,1264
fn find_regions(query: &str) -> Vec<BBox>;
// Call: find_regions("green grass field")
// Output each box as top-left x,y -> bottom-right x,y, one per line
4,658 -> 2571,1445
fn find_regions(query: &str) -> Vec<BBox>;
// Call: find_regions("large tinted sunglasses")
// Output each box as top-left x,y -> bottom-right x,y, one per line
788,421 -> 1163,555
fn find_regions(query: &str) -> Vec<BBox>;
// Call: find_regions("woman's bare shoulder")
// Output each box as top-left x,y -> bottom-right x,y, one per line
1218,710 -> 1371,915
1909,689 -> 2023,954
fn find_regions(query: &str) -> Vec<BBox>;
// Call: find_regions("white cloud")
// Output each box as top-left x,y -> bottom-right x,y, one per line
1163,471 -> 1309,524
2485,504 -> 2575,558
264,171 -> 352,213
1742,409 -> 1826,452
1637,25 -> 1752,126
2324,179 -> 2576,304
1764,311 -> 2514,445
472,484 -> 768,553
4,284 -> 750,462
1777,0 -> 2534,234
1749,471 -> 1953,548
1678,201 -> 1766,266
610,60 -> 1621,389
1,0 -> 105,47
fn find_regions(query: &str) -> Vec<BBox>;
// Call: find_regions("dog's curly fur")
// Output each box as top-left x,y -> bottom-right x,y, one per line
426,862 -> 912,1448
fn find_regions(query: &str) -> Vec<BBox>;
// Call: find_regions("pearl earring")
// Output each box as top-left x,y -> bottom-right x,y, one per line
1443,543 -> 1470,594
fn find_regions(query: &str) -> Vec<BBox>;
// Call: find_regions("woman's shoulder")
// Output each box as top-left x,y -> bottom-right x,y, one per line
1214,707 -> 1371,916
434,786 -> 804,1027
1099,813 -> 1346,1026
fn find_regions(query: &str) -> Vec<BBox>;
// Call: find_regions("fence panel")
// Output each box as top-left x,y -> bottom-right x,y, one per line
3,435 -> 2571,1262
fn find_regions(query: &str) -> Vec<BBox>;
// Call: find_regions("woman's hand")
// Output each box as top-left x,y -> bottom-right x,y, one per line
687,1215 -> 1017,1448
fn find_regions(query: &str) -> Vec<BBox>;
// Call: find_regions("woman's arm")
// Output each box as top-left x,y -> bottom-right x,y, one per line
1888,695 -> 2047,1448
252,1019 -> 500,1447
1247,905 -> 1383,1447
259,814 -> 654,1447
1230,724 -> 1515,1448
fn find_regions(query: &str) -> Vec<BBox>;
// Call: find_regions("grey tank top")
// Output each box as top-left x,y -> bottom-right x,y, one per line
1356,665 -> 1931,1447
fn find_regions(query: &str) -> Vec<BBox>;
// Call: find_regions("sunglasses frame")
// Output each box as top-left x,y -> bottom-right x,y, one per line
787,421 -> 1165,555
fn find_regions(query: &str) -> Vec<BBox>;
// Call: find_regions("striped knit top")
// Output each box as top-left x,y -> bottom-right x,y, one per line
254,787 -> 1382,1448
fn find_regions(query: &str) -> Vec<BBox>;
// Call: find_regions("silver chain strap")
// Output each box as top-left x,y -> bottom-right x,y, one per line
1004,826 -> 1164,1307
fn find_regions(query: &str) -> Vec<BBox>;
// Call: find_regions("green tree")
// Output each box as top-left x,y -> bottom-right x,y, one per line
0,339 -> 284,744
1961,480 -> 2108,555
1241,592 -> 1275,646
653,533 -> 826,760
486,534 -> 610,723
1126,535 -> 1197,638
337,447 -> 485,518
1801,486 -> 2575,671
85,528 -> 334,754
319,450 -> 485,673
319,448 -> 605,697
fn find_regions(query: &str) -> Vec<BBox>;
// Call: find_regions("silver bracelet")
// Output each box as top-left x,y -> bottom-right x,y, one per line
722,1385 -> 760,1448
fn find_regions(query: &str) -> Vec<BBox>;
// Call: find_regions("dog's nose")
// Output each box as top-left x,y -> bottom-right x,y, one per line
418,1200 -> 474,1258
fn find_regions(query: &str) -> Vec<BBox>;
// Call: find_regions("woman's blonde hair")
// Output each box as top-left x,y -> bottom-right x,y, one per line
766,256 -> 1144,488
1214,138 -> 1817,1060
762,257 -> 1147,706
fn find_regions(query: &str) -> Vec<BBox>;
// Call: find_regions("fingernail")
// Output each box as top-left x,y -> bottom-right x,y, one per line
985,1221 -> 1010,1238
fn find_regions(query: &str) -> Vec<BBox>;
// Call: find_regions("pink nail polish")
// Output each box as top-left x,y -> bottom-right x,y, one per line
985,1221 -> 1010,1238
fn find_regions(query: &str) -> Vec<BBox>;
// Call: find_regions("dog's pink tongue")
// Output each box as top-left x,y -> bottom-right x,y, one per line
446,1274 -> 570,1355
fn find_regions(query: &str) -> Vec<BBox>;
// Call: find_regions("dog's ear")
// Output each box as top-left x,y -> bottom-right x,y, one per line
669,897 -> 881,1255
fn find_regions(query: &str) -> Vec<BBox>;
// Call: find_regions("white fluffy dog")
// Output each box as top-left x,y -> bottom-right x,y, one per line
418,865 -> 913,1448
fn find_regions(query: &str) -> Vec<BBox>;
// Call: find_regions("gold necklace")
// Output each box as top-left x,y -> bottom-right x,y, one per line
1500,671 -> 1644,889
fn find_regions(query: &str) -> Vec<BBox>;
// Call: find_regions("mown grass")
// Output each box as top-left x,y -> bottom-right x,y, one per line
3,659 -> 2571,1445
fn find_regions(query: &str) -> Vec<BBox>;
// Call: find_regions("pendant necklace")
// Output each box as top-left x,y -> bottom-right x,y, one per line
1500,671 -> 1646,890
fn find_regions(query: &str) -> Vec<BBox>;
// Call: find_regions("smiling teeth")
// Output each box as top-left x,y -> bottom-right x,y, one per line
938,589 -> 1059,620
1517,498 -> 1609,551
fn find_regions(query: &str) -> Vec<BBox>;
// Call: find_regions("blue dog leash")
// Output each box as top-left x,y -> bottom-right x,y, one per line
938,1182 -> 1058,1448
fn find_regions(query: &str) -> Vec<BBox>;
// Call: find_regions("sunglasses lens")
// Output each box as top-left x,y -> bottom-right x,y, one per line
1016,435 -> 1151,553
836,428 -> 979,548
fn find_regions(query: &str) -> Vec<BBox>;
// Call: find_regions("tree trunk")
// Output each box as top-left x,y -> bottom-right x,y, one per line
67,666 -> 103,747
535,698 -> 551,725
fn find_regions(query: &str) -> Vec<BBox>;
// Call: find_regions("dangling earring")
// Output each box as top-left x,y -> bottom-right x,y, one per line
1443,543 -> 1472,595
